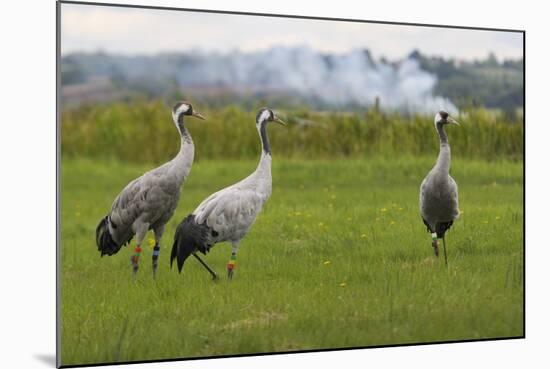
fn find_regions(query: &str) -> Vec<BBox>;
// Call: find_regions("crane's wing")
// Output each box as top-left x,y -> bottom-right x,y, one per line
448,175 -> 460,219
193,186 -> 264,241
108,177 -> 145,238
112,169 -> 181,225
419,175 -> 430,214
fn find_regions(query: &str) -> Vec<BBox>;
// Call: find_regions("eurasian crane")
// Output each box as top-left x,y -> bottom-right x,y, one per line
170,108 -> 285,279
419,111 -> 460,266
96,101 -> 205,277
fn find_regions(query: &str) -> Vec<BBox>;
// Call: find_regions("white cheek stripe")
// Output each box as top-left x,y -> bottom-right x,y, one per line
177,104 -> 189,116
258,110 -> 270,124
173,104 -> 189,122
434,113 -> 441,126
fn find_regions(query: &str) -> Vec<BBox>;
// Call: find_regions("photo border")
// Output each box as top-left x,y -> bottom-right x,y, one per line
56,1 -> 526,367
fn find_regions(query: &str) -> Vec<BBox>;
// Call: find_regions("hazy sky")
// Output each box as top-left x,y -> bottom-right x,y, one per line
61,3 -> 523,60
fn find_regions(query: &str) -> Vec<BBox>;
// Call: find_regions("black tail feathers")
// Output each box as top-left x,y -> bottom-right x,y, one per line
435,221 -> 453,238
96,216 -> 124,256
422,218 -> 454,238
170,214 -> 212,273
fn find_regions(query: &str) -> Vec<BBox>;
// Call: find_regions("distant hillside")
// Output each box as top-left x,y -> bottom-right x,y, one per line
60,47 -> 523,113
408,50 -> 523,112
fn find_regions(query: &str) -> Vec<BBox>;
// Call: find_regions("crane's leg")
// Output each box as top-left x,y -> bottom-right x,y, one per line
192,253 -> 219,280
131,221 -> 149,277
442,236 -> 448,267
152,225 -> 164,278
227,241 -> 240,280
431,232 -> 439,257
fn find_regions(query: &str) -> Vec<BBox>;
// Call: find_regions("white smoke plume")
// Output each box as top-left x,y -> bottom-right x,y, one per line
176,46 -> 458,114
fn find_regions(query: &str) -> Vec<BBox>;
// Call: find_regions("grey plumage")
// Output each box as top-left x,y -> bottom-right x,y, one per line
419,111 -> 460,262
171,108 -> 285,278
96,101 -> 205,275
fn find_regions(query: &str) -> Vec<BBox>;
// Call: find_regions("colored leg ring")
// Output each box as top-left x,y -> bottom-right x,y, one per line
152,245 -> 160,260
152,245 -> 160,275
131,245 -> 142,273
227,258 -> 236,271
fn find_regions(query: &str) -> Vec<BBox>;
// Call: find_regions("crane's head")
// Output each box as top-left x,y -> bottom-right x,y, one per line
434,110 -> 460,126
256,108 -> 286,127
172,101 -> 206,124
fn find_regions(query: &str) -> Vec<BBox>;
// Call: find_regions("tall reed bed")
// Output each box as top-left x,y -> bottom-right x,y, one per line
61,100 -> 523,163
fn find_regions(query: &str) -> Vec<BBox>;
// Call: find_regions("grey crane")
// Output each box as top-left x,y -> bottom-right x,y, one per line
95,101 -> 205,276
419,111 -> 460,265
170,108 -> 285,280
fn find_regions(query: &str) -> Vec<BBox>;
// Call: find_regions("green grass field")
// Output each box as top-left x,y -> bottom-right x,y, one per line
60,156 -> 523,366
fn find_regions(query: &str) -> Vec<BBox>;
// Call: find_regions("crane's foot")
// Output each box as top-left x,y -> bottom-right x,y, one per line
131,246 -> 142,276
152,245 -> 160,278
227,260 -> 236,280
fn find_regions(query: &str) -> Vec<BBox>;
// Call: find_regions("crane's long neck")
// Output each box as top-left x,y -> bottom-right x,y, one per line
259,120 -> 271,155
254,120 -> 272,180
171,119 -> 195,183
435,122 -> 451,173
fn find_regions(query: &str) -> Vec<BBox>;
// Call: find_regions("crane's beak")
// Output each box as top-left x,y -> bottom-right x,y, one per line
272,115 -> 286,126
448,117 -> 460,126
192,111 -> 206,120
